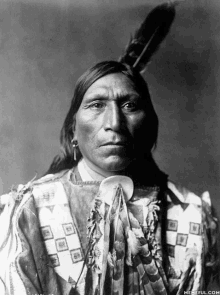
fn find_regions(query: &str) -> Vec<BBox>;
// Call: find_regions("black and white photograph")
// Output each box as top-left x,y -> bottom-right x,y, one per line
0,0 -> 219,294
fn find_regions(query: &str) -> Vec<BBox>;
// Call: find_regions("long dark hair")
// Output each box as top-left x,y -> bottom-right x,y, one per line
46,61 -> 159,174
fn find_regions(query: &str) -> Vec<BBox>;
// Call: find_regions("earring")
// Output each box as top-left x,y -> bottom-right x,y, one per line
71,139 -> 78,161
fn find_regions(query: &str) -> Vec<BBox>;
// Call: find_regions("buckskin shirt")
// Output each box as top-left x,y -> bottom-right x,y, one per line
0,166 -> 218,295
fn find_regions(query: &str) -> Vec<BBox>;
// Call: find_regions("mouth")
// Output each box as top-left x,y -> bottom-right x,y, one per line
101,141 -> 127,147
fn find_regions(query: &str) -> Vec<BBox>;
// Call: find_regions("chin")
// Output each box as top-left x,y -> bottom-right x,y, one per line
100,156 -> 133,173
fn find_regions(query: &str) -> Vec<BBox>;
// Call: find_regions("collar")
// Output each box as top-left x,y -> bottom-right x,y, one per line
77,159 -> 94,181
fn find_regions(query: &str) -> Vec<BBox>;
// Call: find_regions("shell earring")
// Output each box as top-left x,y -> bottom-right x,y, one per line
71,139 -> 78,161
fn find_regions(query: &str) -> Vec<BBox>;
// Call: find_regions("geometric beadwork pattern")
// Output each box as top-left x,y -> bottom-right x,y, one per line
70,248 -> 83,263
33,181 -> 87,283
41,225 -> 54,240
167,219 -> 178,232
189,222 -> 201,235
49,253 -> 60,267
176,233 -> 188,247
55,238 -> 69,252
62,223 -> 75,236
164,183 -> 206,292
165,195 -> 204,291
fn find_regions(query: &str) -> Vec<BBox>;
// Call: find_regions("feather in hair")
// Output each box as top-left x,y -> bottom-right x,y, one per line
119,2 -> 176,73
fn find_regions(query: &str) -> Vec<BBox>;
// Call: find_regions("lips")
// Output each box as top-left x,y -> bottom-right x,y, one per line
101,141 -> 127,147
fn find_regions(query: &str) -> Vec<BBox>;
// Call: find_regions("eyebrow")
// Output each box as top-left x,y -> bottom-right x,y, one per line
84,93 -> 140,103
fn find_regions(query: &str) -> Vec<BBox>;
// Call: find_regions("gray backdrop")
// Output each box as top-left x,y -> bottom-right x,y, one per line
0,0 -> 220,218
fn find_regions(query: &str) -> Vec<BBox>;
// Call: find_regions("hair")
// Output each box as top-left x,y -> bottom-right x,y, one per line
46,60 -> 159,174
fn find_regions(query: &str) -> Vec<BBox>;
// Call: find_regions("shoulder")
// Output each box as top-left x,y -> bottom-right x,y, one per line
31,170 -> 71,208
165,181 -> 206,234
33,169 -> 70,186
166,181 -> 218,233
165,181 -> 218,244
167,181 -> 205,206
0,169 -> 70,211
166,181 -> 215,213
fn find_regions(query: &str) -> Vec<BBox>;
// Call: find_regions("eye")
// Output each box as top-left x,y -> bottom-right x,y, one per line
122,102 -> 138,111
89,102 -> 105,109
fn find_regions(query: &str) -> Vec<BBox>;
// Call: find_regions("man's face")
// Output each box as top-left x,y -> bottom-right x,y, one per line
74,73 -> 148,176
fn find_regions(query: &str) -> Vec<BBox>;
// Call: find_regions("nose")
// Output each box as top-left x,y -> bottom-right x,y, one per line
103,102 -> 124,132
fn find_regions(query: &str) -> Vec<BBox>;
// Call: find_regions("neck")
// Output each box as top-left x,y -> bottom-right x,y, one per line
82,159 -> 125,181
80,156 -> 167,186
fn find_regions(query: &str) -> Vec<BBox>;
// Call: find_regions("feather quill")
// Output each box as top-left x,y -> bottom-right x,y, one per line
119,2 -> 176,72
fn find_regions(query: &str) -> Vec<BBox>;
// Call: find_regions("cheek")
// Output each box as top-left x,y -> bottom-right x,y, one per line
75,122 -> 90,143
128,112 -> 148,135
75,112 -> 97,144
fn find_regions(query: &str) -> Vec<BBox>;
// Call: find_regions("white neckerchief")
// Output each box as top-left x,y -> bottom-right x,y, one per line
77,159 -> 94,181
78,159 -> 106,181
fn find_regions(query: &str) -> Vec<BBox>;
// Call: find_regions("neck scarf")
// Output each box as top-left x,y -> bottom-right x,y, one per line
76,174 -> 167,295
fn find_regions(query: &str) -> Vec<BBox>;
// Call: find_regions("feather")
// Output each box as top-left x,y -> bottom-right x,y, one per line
102,186 -> 125,295
127,229 -> 141,256
118,187 -> 141,266
119,2 -> 176,72
126,228 -> 141,267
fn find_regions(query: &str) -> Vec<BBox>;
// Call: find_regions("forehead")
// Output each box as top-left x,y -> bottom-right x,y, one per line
83,73 -> 138,99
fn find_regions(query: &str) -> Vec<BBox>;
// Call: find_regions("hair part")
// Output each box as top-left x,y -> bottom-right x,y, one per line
46,61 -> 158,174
